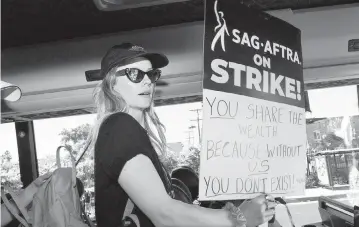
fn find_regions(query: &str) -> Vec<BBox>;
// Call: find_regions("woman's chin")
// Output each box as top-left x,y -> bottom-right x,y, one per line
131,102 -> 152,111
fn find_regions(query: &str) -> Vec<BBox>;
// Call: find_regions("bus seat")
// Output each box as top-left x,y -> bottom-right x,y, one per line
171,166 -> 199,201
171,178 -> 192,204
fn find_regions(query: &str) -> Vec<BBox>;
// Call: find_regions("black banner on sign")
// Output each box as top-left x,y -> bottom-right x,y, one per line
203,0 -> 304,108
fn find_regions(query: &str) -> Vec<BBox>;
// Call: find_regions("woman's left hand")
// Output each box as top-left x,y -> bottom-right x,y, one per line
239,194 -> 277,227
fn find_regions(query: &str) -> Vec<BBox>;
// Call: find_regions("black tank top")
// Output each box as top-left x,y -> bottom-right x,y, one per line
95,112 -> 172,227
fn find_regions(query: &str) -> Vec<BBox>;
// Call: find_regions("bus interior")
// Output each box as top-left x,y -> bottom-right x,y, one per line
1,0 -> 359,226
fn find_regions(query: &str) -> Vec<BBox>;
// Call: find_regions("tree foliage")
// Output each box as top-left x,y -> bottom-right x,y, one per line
321,132 -> 345,150
59,124 -> 92,157
161,152 -> 181,173
183,147 -> 201,175
58,124 -> 94,188
161,146 -> 201,175
1,150 -> 22,191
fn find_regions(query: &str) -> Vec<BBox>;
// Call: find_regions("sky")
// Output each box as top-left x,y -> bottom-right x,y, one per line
1,85 -> 358,164
306,85 -> 359,118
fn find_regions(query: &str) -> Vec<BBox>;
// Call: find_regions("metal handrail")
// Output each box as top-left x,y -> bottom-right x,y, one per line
314,148 -> 359,156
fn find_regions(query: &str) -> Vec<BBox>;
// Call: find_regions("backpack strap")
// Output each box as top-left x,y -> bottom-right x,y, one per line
57,145 -> 78,208
1,187 -> 31,227
75,139 -> 92,166
123,199 -> 140,227
160,163 -> 175,198
127,214 -> 140,227
123,198 -> 135,218
56,146 -> 77,186
57,146 -> 96,227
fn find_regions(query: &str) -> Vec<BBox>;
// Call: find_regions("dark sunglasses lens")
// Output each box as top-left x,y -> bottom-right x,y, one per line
125,68 -> 161,83
148,70 -> 161,82
126,69 -> 144,83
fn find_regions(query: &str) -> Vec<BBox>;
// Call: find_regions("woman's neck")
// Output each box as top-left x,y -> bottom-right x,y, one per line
128,108 -> 145,128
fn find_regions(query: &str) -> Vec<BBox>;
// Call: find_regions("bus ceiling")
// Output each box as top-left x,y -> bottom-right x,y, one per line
1,0 -> 359,123
2,0 -> 358,49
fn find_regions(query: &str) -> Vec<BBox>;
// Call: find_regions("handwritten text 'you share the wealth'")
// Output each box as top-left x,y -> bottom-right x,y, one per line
202,96 -> 305,198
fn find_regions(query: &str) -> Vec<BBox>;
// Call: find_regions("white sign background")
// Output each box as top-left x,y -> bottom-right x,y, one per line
199,89 -> 307,201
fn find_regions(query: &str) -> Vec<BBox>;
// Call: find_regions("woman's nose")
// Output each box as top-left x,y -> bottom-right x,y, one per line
142,74 -> 152,85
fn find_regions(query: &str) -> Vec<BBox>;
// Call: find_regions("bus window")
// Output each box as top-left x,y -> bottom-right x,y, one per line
155,85 -> 358,205
300,85 -> 359,206
34,114 -> 96,174
155,101 -> 203,173
25,84 -> 357,225
306,85 -> 358,119
0,123 -> 22,192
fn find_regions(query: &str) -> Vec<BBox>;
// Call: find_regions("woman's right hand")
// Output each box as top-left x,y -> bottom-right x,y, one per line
239,194 -> 276,227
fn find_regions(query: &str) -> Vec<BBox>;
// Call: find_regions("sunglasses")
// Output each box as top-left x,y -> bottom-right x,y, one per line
115,68 -> 161,83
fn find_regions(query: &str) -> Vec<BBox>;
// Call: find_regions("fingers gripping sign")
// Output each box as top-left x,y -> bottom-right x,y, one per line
239,194 -> 277,227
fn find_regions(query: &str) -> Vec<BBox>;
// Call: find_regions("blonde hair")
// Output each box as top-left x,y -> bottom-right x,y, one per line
88,66 -> 167,156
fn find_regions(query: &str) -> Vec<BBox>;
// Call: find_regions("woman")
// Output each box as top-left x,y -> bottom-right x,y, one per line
91,43 -> 277,227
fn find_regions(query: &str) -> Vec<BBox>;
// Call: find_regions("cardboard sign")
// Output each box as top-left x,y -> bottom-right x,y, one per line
199,0 -> 307,201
